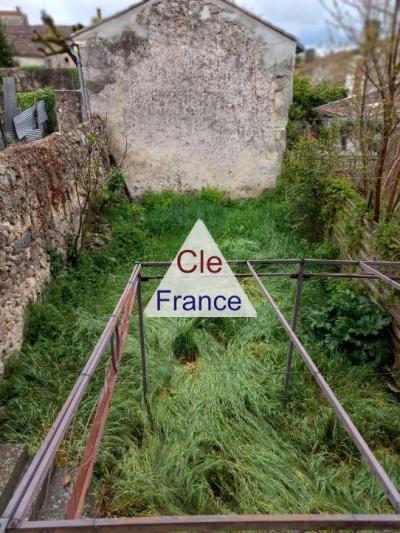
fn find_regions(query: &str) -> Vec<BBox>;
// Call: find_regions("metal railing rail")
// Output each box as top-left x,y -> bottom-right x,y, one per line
2,264 -> 141,529
247,260 -> 400,513
2,258 -> 400,532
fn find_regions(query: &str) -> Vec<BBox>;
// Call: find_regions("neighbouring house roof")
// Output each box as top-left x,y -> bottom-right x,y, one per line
0,10 -> 73,59
73,0 -> 300,46
314,90 -> 381,119
313,97 -> 354,118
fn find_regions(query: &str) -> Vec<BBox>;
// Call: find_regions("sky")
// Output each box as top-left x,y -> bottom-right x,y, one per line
1,0 -> 334,47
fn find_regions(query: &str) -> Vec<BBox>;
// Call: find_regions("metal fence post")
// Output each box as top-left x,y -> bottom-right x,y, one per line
283,259 -> 305,404
3,77 -> 17,142
137,276 -> 149,398
69,44 -> 90,122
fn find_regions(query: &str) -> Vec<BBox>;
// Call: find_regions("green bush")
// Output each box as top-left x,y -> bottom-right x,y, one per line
17,87 -> 57,133
279,138 -> 342,241
288,75 -> 347,147
309,281 -> 392,366
290,75 -> 347,122
322,178 -> 363,238
0,20 -> 17,67
46,244 -> 65,278
375,220 -> 400,260
24,302 -> 65,345
107,167 -> 127,193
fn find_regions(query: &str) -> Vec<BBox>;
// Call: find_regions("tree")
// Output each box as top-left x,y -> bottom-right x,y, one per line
0,21 -> 17,67
325,0 -> 400,222
287,74 -> 347,147
32,11 -> 79,66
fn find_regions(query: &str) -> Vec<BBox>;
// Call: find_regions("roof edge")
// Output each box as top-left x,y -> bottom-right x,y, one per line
73,0 -> 299,44
221,0 -> 298,43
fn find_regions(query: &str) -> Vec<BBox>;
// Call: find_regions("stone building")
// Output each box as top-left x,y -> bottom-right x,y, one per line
74,0 -> 299,197
0,8 -> 74,67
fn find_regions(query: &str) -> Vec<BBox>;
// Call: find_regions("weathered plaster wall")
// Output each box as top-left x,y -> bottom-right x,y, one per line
0,119 -> 109,373
55,90 -> 83,132
78,0 -> 296,197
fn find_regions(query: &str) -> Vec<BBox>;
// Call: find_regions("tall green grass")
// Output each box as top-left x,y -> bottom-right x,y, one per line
1,191 -> 399,517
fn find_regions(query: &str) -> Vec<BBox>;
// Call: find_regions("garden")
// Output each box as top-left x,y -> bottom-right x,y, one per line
0,185 -> 399,517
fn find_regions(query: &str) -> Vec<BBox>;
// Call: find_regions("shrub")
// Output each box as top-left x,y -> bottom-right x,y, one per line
309,281 -> 392,366
17,87 -> 57,133
107,167 -> 127,193
375,220 -> 400,260
279,138 -> 340,241
24,302 -> 65,345
290,75 -> 347,122
0,21 -> 17,67
279,138 -> 364,244
46,244 -> 65,278
288,75 -> 347,147
322,178 -> 364,239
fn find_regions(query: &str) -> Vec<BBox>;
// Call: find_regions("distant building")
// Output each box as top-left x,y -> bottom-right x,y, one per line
0,7 -> 74,68
298,48 -> 360,95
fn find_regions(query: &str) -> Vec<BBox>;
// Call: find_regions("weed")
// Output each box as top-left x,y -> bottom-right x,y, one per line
309,281 -> 392,366
46,244 -> 65,277
1,191 -> 399,517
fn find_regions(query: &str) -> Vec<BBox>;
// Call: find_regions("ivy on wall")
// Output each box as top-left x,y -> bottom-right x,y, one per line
16,87 -> 57,133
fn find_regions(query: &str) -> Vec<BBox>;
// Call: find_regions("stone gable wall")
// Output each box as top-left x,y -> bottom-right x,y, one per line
78,0 -> 296,197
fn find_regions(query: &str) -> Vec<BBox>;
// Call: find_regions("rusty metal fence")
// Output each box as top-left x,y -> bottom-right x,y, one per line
1,259 -> 400,532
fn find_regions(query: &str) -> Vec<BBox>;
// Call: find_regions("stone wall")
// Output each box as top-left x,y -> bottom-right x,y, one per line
54,90 -> 83,132
0,118 -> 109,373
0,68 -> 76,92
77,0 -> 297,197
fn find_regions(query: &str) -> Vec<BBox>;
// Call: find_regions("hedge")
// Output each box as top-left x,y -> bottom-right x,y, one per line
16,87 -> 57,133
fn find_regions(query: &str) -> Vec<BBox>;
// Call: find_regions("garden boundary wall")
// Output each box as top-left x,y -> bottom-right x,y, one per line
0,117 -> 109,374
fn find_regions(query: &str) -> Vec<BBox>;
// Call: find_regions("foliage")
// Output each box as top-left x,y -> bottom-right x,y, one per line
32,12 -> 77,66
0,21 -> 17,67
67,128 -> 108,265
288,75 -> 347,148
309,281 -> 392,366
16,87 -> 57,133
1,191 -> 399,515
322,178 -> 364,239
279,138 -> 354,241
46,245 -> 65,278
70,68 -> 80,90
375,220 -> 400,261
290,75 -> 347,122
107,167 -> 127,193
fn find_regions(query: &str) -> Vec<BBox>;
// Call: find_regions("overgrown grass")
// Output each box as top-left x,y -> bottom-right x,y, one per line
1,191 -> 399,517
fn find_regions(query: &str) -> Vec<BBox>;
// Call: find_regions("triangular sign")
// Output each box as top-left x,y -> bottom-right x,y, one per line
145,220 -> 257,317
